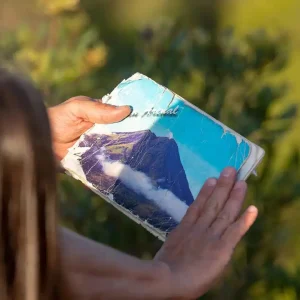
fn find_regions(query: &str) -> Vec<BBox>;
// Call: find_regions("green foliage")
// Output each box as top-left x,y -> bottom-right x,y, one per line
1,2 -> 300,299
0,9 -> 107,105
134,22 -> 300,300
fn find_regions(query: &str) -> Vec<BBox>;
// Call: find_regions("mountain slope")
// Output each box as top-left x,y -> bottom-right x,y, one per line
78,130 -> 194,232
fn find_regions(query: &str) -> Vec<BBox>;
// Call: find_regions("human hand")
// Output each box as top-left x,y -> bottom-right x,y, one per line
154,167 -> 258,300
48,96 -> 131,160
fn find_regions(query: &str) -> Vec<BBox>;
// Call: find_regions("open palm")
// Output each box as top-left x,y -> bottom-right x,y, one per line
155,167 -> 258,300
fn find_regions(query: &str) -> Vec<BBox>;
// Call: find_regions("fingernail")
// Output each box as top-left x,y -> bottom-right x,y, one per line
248,205 -> 258,213
117,105 -> 133,116
116,105 -> 128,109
207,178 -> 217,186
233,180 -> 247,190
117,105 -> 132,110
222,167 -> 235,177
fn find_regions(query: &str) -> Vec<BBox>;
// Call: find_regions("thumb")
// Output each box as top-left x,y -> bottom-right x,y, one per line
70,97 -> 132,124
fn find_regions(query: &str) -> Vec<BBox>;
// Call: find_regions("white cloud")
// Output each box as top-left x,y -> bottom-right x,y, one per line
96,155 -> 188,222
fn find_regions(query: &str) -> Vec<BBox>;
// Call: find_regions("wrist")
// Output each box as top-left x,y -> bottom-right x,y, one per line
151,261 -> 194,300
148,261 -> 174,300
153,261 -> 200,300
47,107 -> 67,161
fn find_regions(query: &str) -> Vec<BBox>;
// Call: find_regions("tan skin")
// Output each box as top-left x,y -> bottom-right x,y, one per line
48,96 -> 132,160
49,96 -> 258,300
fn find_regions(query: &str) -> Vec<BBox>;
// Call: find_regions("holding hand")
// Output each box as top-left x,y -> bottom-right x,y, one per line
48,96 -> 131,160
155,167 -> 258,300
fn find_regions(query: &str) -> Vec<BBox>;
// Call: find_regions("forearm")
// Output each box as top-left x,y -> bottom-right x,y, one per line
60,228 -> 172,300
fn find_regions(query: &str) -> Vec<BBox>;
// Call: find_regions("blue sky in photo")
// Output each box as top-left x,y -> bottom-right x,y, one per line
102,74 -> 251,198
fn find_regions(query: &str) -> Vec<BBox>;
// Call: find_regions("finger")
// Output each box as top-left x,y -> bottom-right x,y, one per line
181,178 -> 217,225
209,181 -> 247,236
70,96 -> 132,124
79,101 -> 132,124
196,167 -> 237,228
221,205 -> 258,248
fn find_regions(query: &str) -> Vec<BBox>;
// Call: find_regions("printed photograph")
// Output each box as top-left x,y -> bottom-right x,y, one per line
64,74 -> 251,234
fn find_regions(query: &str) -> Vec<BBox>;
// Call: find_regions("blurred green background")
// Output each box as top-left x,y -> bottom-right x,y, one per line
2,0 -> 300,299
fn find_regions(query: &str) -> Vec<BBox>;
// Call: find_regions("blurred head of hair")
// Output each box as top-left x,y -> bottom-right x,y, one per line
0,68 -> 67,300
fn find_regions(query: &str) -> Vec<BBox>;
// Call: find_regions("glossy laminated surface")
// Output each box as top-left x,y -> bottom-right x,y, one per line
62,73 -> 264,240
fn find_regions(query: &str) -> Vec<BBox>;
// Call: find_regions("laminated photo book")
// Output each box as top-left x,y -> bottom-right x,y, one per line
61,73 -> 265,241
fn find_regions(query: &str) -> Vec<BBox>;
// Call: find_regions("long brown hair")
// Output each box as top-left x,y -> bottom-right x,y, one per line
0,68 -> 65,300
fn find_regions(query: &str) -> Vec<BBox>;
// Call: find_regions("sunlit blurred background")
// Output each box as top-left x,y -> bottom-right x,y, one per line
2,0 -> 300,299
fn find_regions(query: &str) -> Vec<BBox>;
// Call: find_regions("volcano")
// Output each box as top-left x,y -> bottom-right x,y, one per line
78,130 -> 194,232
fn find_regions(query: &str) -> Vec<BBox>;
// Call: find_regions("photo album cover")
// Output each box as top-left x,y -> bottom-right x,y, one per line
61,73 -> 265,241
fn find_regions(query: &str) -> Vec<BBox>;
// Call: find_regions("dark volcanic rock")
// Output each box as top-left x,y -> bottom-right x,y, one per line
78,130 -> 194,232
